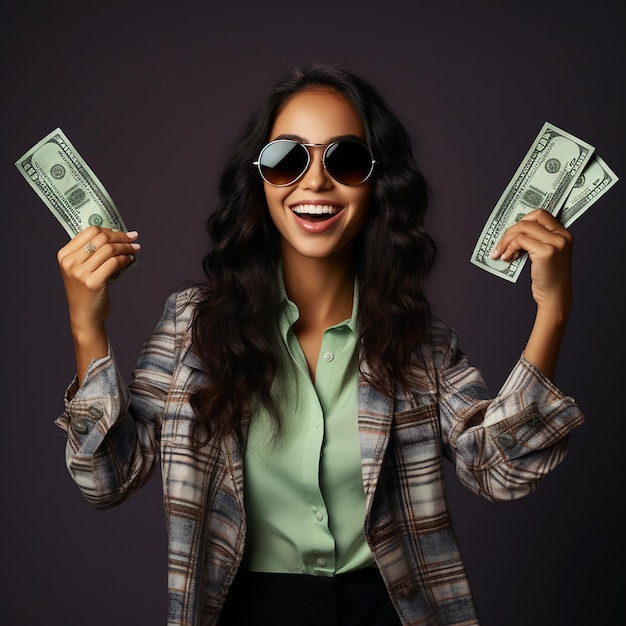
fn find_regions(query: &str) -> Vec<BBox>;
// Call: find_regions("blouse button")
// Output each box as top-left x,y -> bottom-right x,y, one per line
323,352 -> 334,362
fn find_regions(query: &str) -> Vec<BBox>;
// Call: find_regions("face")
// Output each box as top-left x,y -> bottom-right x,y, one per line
263,88 -> 372,266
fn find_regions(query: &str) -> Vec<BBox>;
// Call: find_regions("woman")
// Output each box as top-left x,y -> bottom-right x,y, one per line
56,64 -> 584,626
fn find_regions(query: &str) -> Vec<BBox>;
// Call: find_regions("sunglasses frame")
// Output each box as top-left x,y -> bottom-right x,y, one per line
253,139 -> 376,187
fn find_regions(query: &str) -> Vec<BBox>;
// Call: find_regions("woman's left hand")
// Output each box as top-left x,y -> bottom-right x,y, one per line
490,208 -> 573,314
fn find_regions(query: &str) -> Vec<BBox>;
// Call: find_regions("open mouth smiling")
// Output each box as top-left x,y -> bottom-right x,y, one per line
290,204 -> 343,221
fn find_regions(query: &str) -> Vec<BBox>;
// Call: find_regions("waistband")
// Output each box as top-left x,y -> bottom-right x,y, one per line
230,567 -> 388,602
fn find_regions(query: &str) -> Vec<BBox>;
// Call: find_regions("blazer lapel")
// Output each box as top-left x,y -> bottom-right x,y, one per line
357,375 -> 395,513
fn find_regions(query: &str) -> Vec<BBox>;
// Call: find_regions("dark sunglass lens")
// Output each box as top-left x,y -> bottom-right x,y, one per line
325,141 -> 373,185
259,141 -> 308,185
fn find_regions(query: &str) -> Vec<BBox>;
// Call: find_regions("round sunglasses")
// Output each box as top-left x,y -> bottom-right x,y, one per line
254,139 -> 376,187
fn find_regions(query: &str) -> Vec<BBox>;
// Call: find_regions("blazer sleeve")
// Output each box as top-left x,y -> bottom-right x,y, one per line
431,319 -> 584,502
54,290 -> 189,509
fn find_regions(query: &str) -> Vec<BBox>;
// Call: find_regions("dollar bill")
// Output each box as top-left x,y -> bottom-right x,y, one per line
558,155 -> 619,228
470,122 -> 594,282
15,127 -> 136,271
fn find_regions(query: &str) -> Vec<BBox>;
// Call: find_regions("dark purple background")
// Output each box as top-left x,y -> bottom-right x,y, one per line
2,1 -> 624,624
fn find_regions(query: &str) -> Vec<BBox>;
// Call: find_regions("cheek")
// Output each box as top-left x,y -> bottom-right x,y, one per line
264,188 -> 290,228
263,186 -> 280,209
349,188 -> 372,224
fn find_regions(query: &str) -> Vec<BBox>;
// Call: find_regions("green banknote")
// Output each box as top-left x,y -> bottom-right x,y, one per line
470,122 -> 617,282
15,127 -> 136,271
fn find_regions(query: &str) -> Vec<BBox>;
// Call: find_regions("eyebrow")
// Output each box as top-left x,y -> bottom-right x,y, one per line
271,133 -> 365,144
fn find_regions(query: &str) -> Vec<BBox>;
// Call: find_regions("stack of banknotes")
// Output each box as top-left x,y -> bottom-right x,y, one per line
470,122 -> 618,281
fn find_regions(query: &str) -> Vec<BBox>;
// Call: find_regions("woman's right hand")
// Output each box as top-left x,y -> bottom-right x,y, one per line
57,226 -> 140,381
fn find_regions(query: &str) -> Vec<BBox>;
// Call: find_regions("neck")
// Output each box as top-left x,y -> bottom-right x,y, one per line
281,249 -> 355,329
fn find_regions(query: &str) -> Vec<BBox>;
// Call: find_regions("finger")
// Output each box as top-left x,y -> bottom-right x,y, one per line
65,246 -> 137,291
504,232 -> 554,259
59,228 -> 139,261
491,210 -> 570,260
80,238 -> 140,272
58,230 -> 140,280
64,227 -> 138,251
518,208 -> 568,235
79,250 -> 137,287
494,228 -> 566,262
82,230 -> 139,260
58,225 -> 100,263
71,225 -> 103,246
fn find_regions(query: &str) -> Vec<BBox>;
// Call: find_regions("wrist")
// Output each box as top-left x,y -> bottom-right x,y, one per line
70,321 -> 108,355
534,299 -> 571,328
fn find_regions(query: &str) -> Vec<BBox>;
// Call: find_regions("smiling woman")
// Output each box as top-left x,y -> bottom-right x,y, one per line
53,63 -> 584,626
263,88 -> 372,265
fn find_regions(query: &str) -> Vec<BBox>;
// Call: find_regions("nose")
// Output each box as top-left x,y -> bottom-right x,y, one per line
299,146 -> 333,191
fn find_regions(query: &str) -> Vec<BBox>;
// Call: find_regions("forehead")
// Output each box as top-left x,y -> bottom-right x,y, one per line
270,88 -> 366,142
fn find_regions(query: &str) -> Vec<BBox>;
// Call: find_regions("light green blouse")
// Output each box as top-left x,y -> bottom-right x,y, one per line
242,286 -> 374,576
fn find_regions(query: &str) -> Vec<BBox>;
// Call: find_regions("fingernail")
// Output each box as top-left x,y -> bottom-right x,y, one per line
126,230 -> 139,239
490,246 -> 499,259
130,243 -> 141,250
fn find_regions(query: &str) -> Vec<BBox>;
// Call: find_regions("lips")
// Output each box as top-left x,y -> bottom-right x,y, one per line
288,202 -> 344,233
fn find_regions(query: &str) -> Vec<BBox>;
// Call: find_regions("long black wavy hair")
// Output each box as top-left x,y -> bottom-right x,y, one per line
190,63 -> 438,441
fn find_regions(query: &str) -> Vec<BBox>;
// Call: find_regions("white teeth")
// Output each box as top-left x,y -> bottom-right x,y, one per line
292,204 -> 340,215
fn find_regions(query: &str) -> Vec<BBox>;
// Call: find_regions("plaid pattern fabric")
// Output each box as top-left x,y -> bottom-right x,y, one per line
56,288 -> 584,626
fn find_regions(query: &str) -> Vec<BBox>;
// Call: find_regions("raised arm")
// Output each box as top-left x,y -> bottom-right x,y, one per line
57,225 -> 140,383
489,208 -> 573,380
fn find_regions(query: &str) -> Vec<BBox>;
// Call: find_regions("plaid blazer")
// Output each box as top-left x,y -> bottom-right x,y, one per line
56,288 -> 584,626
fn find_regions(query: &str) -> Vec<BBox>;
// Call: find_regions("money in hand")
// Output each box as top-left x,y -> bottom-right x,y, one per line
470,122 -> 595,282
15,127 -> 136,271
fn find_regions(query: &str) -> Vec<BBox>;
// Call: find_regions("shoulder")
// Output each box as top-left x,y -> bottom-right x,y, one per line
149,287 -> 206,351
162,286 -> 204,322
418,315 -> 461,368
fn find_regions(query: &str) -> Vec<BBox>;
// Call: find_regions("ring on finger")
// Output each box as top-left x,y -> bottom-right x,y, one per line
84,241 -> 97,254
